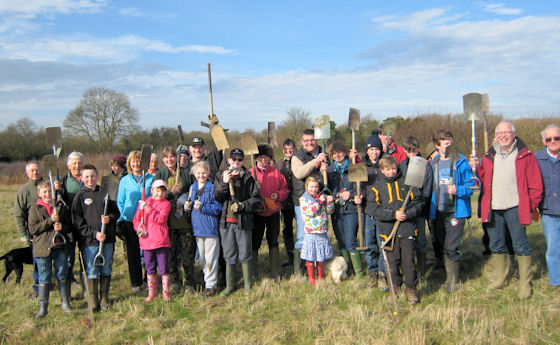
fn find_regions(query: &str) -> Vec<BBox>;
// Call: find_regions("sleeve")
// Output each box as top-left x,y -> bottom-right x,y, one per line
404,187 -> 424,220
201,190 -> 223,216
213,172 -> 230,203
242,177 -> 262,212
455,159 -> 475,198
28,206 -> 53,237
146,200 -> 171,225
527,154 -> 544,211
116,179 -> 126,222
292,156 -> 320,180
132,205 -> 141,230
300,197 -> 321,218
108,200 -> 120,225
275,172 -> 289,202
13,189 -> 28,238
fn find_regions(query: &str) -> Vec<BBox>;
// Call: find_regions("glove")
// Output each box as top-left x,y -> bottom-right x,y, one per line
184,200 -> 192,211
194,200 -> 203,211
138,200 -> 146,210
230,202 -> 245,213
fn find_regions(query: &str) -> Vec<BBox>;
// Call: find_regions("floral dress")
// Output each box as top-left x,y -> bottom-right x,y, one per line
299,192 -> 335,262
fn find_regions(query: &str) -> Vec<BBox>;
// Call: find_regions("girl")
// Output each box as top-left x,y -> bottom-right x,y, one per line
133,179 -> 172,302
186,161 -> 223,296
299,176 -> 335,285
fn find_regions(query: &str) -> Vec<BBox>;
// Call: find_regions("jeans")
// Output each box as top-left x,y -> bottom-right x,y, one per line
541,214 -> 560,285
36,248 -> 68,284
83,243 -> 114,279
434,211 -> 465,262
294,206 -> 304,250
488,207 -> 532,256
363,215 -> 385,273
414,217 -> 428,253
332,213 -> 358,251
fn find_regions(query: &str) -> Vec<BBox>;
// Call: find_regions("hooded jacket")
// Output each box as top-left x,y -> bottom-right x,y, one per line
249,164 -> 289,217
327,160 -> 358,215
133,196 -> 171,250
14,178 -> 42,239
28,200 -> 73,258
189,181 -> 222,237
117,173 -> 153,222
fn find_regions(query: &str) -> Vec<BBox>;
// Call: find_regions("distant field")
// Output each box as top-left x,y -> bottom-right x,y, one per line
0,186 -> 558,344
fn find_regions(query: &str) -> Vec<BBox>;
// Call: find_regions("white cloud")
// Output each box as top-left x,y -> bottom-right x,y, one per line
0,0 -> 107,15
480,3 -> 522,15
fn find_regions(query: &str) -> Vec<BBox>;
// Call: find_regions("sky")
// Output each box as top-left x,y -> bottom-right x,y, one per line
1,0 -> 559,131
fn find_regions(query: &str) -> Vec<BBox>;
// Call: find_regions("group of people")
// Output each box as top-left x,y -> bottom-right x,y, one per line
12,121 -> 559,317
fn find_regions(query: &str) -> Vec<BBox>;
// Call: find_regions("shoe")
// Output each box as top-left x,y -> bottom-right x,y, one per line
306,261 -> 316,286
444,257 -> 460,293
406,287 -> 420,305
86,279 -> 100,312
366,271 -> 378,288
202,287 -> 217,297
349,251 -> 365,278
269,247 -> 281,279
242,262 -> 252,294
378,272 -> 389,292
183,285 -> 195,295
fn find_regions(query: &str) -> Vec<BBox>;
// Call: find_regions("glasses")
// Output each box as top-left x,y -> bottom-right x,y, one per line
231,157 -> 244,162
545,136 -> 560,143
495,130 -> 513,135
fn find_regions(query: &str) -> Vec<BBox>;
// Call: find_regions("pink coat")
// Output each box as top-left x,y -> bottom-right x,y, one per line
133,197 -> 171,250
249,165 -> 289,217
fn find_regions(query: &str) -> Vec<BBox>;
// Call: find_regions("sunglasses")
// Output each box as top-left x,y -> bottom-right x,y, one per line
231,157 -> 244,162
545,136 -> 560,143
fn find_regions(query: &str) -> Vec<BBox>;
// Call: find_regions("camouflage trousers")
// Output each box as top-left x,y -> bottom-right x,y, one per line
168,227 -> 196,288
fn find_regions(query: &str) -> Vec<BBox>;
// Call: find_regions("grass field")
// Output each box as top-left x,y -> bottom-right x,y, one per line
0,185 -> 559,345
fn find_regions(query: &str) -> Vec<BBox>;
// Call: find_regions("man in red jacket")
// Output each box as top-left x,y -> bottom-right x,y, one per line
470,121 -> 542,299
249,144 -> 289,278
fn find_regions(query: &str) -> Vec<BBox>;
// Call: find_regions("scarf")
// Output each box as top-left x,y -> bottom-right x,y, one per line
333,158 -> 350,175
310,193 -> 326,206
36,199 -> 54,216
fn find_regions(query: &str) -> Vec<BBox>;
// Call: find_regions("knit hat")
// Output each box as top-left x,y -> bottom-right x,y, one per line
365,131 -> 383,151
177,144 -> 189,155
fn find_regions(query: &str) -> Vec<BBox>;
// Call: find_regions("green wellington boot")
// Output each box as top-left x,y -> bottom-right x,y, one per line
350,251 -> 365,278
35,284 -> 50,319
242,262 -> 252,294
269,247 -> 281,279
444,257 -> 460,293
221,264 -> 236,297
488,253 -> 509,290
517,255 -> 533,299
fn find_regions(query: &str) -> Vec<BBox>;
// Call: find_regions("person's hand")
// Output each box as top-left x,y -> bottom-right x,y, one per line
354,195 -> 363,205
533,208 -> 540,222
320,162 -> 328,173
96,231 -> 106,242
317,152 -> 327,163
395,210 -> 407,221
138,200 -> 146,210
340,190 -> 351,201
447,184 -> 457,195
326,195 -> 334,203
194,200 -> 203,210
54,180 -> 62,191
270,193 -> 278,200
101,215 -> 110,224
349,149 -> 358,161
53,222 -> 62,231
222,170 -> 231,183
51,213 -> 60,222
230,202 -> 245,213
184,200 -> 192,211
319,194 -> 327,203
172,183 -> 181,195
469,156 -> 479,170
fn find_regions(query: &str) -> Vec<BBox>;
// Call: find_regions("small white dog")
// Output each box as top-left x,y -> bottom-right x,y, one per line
324,256 -> 348,283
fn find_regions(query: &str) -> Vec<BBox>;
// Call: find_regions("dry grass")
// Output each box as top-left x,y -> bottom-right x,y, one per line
0,186 -> 559,345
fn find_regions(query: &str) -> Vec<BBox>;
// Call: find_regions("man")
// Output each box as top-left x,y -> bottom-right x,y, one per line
377,123 -> 407,164
276,139 -> 296,267
177,145 -> 190,168
291,129 -> 328,274
188,137 -> 223,180
13,161 -> 43,296
154,146 -> 195,293
471,121 -> 542,299
535,124 -> 560,288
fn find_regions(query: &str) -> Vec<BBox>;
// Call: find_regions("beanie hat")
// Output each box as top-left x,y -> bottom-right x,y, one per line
365,131 -> 383,151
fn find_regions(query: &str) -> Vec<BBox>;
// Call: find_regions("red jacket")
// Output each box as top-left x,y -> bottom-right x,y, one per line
386,142 -> 407,164
476,138 -> 542,225
133,197 -> 171,250
249,164 -> 289,217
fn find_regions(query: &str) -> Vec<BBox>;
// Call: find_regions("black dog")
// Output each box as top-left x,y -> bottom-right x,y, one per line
1,246 -> 33,283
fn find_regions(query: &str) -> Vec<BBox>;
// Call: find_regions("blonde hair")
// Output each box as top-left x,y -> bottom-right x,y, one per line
191,160 -> 210,175
126,151 -> 142,174
378,155 -> 397,170
304,176 -> 321,190
37,180 -> 51,190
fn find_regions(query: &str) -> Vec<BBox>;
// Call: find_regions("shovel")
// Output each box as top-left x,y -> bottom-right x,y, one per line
381,156 -> 428,251
313,114 -> 331,194
42,154 -> 66,248
463,93 -> 482,189
348,163 -> 368,250
203,63 -> 229,151
93,176 -> 119,267
176,125 -> 184,181
240,133 -> 261,188
45,127 -> 63,198
136,144 -> 152,237
268,122 -> 278,148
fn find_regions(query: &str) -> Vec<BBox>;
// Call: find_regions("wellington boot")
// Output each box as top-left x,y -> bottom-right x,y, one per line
144,274 -> 157,303
252,251 -> 259,280
221,265 -> 236,297
306,261 -> 316,286
406,287 -> 420,305
162,275 -> 171,302
517,255 -> 533,299
444,257 -> 460,293
350,251 -> 365,278
58,279 -> 71,314
488,253 -> 509,290
269,247 -> 281,279
316,262 -> 324,282
35,284 -> 49,319
99,276 -> 111,310
416,251 -> 426,281
242,262 -> 252,294
86,279 -> 99,312
281,248 -> 294,267
340,249 -> 352,275
293,249 -> 303,276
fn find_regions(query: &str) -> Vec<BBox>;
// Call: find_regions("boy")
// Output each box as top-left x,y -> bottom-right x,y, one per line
72,164 -> 120,311
429,129 -> 474,292
214,148 -> 261,296
28,180 -> 73,318
364,156 -> 423,304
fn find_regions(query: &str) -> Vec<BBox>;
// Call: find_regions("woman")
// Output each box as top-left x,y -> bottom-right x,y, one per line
116,151 -> 154,294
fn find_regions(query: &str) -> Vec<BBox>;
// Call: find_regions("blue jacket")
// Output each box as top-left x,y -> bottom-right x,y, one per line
189,181 -> 223,237
117,173 -> 153,222
327,161 -> 358,215
535,148 -> 560,216
429,153 -> 474,219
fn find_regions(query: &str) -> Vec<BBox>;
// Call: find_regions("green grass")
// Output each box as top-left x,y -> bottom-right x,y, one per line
0,187 -> 559,344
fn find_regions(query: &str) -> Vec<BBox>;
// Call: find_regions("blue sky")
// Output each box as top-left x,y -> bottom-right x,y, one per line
1,0 -> 559,131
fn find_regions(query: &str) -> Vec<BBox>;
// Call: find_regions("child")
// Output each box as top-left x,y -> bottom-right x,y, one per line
28,180 -> 73,318
133,179 -> 172,302
300,176 -> 335,285
72,164 -> 120,311
364,156 -> 423,304
186,161 -> 223,296
213,148 -> 261,296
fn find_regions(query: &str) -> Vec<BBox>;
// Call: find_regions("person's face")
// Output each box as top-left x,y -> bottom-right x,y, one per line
162,153 -> 177,170
26,163 -> 42,181
435,139 -> 453,157
543,127 -> 560,154
301,134 -> 317,153
306,181 -> 320,195
283,144 -> 294,159
367,147 -> 382,163
81,169 -> 98,189
130,157 -> 141,175
37,187 -> 51,204
67,158 -> 83,179
180,154 -> 189,167
332,150 -> 346,163
194,167 -> 209,184
256,155 -> 271,169
228,156 -> 244,170
405,147 -> 419,159
111,163 -> 124,175
151,187 -> 166,200
149,157 -> 158,171
495,123 -> 516,150
381,165 -> 397,178
189,145 -> 205,161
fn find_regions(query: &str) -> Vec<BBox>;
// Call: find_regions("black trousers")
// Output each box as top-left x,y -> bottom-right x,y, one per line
434,211 -> 465,262
281,208 -> 295,255
385,236 -> 417,289
252,213 -> 281,252
122,221 -> 143,288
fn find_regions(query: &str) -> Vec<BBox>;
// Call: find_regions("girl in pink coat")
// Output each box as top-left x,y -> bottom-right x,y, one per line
133,179 -> 172,302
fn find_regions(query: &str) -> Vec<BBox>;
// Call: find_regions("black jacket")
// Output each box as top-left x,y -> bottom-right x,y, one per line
277,157 -> 294,209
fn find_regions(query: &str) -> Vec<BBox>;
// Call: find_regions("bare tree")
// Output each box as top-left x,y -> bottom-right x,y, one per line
280,107 -> 312,141
64,87 -> 140,152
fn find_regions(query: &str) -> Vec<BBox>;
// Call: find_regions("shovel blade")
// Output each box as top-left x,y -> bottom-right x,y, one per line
313,114 -> 331,140
240,133 -> 259,155
178,125 -> 185,145
348,163 -> 368,183
45,127 -> 62,151
481,94 -> 490,114
140,144 -> 153,172
444,144 -> 460,161
348,108 -> 360,131
210,125 -> 230,150
100,175 -> 119,201
42,154 -> 57,177
267,122 -> 277,147
463,92 -> 482,121
404,156 -> 428,188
